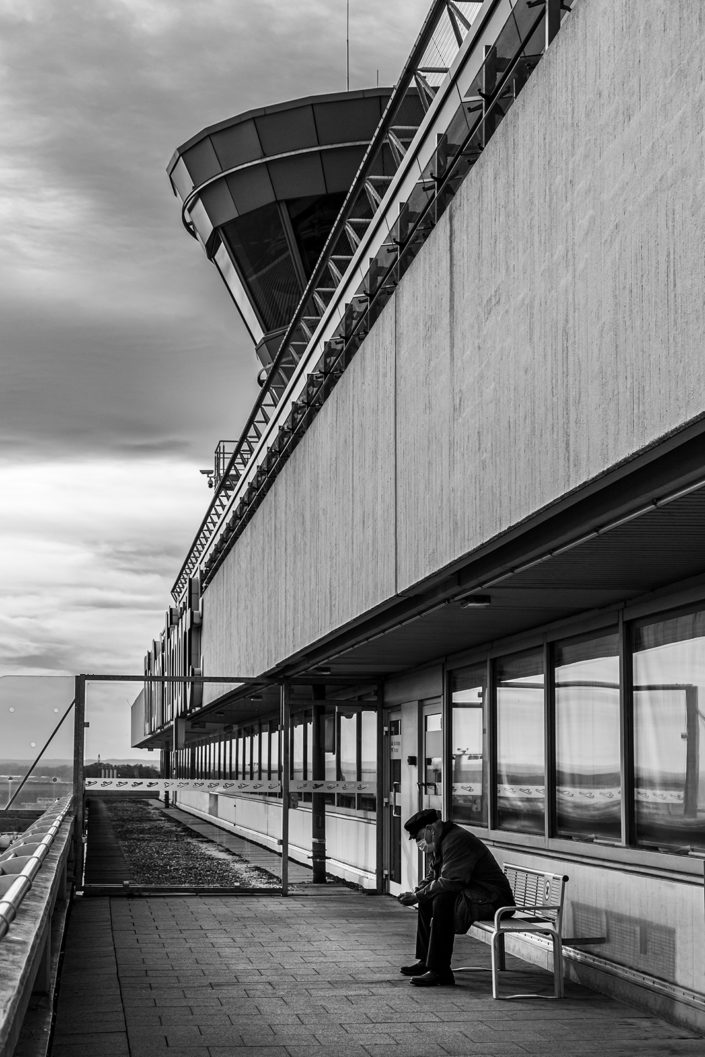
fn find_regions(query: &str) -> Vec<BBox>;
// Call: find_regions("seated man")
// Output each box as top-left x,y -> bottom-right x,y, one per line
398,808 -> 514,987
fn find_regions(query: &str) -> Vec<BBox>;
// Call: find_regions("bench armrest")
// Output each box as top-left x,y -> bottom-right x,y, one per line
513,904 -> 561,914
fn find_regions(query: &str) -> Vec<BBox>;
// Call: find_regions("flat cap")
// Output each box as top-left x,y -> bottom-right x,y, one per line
403,808 -> 441,839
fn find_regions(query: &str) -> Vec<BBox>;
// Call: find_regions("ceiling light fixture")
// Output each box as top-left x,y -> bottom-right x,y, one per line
457,593 -> 492,608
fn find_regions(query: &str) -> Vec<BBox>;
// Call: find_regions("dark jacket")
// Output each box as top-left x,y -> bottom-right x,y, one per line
414,820 -> 515,932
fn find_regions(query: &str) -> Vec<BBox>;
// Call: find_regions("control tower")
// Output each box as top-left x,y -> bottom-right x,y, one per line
167,88 -> 396,368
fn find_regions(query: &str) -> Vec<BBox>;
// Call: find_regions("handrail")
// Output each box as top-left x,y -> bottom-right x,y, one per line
0,796 -> 73,942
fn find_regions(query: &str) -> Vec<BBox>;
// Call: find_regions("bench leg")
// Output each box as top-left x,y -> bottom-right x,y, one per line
552,936 -> 564,999
490,932 -> 503,999
495,932 -> 506,971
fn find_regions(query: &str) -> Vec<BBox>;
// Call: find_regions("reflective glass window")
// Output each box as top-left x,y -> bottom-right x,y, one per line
632,610 -> 705,852
339,711 -> 357,782
267,722 -> 277,780
451,664 -> 487,826
288,192 -> 346,274
243,733 -> 252,779
221,203 -> 302,332
359,710 -> 377,811
424,712 -> 443,791
324,712 -> 337,782
337,710 -> 358,808
251,726 -> 260,779
496,649 -> 545,832
214,241 -> 264,343
554,630 -> 621,840
292,718 -> 304,782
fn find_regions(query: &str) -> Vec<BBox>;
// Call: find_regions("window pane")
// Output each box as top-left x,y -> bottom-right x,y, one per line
324,712 -> 337,781
288,192 -> 346,274
251,727 -> 260,779
451,664 -> 487,825
339,711 -> 357,781
269,723 -> 279,779
221,203 -> 302,332
359,710 -> 377,810
496,650 -> 545,832
633,610 -> 705,852
554,630 -> 621,840
424,712 -> 442,790
292,717 -> 305,782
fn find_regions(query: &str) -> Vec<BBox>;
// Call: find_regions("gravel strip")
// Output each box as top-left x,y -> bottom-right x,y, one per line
102,797 -> 280,887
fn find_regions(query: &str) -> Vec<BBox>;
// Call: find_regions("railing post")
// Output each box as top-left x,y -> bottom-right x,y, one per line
72,675 -> 85,887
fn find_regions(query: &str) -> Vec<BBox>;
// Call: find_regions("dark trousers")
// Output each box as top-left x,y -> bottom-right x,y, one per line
415,891 -> 457,973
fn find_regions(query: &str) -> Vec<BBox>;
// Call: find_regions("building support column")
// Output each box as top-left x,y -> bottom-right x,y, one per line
311,687 -> 327,884
375,683 -> 385,893
280,682 -> 290,896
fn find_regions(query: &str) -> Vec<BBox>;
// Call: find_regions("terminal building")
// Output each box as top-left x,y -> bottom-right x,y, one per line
132,0 -> 705,1028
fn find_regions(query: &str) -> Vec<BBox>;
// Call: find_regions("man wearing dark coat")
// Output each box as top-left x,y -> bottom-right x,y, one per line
398,809 -> 515,987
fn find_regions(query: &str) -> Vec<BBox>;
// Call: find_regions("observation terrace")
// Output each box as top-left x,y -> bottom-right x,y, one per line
3,794 -> 704,1057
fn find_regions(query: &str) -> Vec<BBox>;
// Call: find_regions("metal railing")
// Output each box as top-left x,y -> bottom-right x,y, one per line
172,0 -> 575,602
0,796 -> 73,941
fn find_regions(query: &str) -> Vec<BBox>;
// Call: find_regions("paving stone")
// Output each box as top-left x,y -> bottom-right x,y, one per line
50,1033 -> 130,1056
207,1049 -> 289,1057
49,891 -> 705,1057
284,1047 -> 371,1057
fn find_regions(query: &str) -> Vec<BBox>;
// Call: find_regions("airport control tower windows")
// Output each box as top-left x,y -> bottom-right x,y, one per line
221,203 -> 302,332
289,192 -> 346,275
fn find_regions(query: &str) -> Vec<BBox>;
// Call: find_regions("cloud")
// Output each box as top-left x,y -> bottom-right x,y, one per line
0,0 -> 431,757
0,458 -> 206,677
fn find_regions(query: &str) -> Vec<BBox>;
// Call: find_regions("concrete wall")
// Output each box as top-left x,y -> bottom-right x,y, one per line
202,0 -> 705,678
174,790 -> 378,888
203,301 -> 397,678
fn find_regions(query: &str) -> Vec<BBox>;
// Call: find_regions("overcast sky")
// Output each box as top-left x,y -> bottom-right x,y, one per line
0,0 -> 430,758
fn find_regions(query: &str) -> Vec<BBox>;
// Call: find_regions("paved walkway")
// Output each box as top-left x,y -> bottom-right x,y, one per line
50,889 -> 703,1057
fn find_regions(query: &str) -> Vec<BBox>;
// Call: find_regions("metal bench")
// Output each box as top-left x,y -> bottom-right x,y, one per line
456,863 -> 569,999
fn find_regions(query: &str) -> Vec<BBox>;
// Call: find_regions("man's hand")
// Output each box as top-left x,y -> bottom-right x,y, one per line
397,891 -> 418,906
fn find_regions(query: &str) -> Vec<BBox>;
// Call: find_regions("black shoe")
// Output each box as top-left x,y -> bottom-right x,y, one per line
410,970 -> 455,987
400,961 -> 428,977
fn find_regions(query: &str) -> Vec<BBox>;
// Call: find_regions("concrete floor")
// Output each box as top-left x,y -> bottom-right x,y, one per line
49,888 -> 705,1057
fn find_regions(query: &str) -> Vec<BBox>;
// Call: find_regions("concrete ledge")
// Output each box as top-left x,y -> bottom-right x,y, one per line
0,818 -> 73,1057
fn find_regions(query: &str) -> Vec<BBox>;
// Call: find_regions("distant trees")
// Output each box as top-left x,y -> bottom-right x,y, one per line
84,762 -> 160,778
